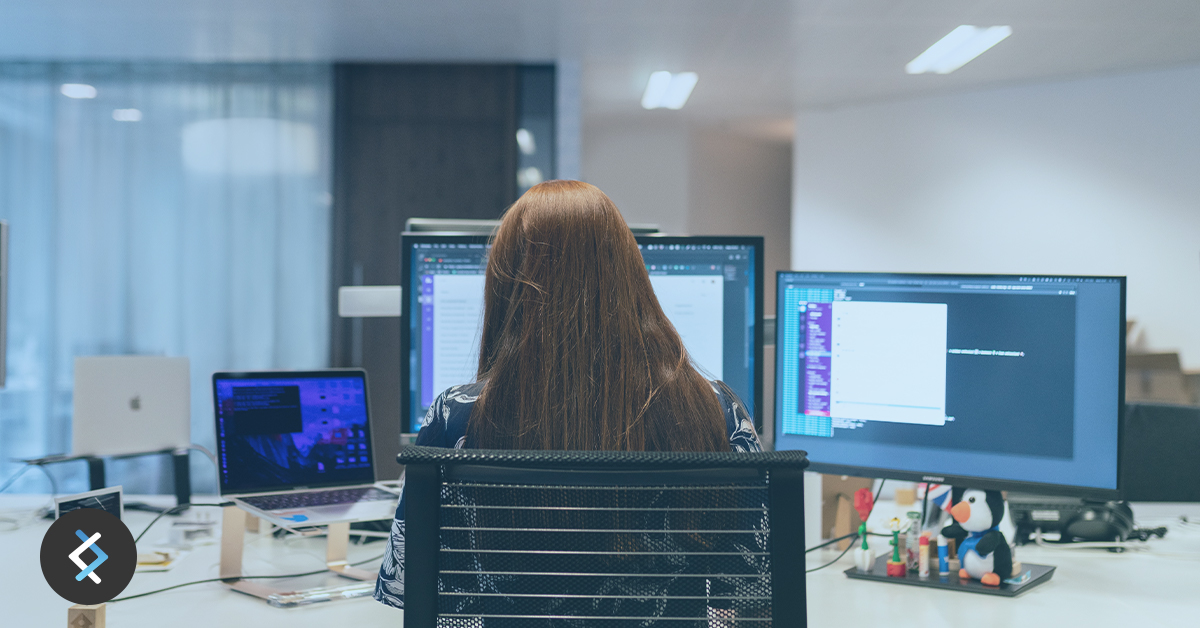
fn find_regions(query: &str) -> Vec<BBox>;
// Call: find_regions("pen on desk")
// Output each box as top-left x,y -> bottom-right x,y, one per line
937,534 -> 949,576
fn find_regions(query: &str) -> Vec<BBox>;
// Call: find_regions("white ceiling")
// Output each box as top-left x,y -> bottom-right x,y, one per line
3,0 -> 1199,121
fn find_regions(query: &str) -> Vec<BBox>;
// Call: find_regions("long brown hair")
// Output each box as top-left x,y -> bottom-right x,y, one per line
467,180 -> 730,452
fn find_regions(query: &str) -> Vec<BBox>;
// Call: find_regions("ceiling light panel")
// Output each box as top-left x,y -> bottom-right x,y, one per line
906,26 -> 1012,75
641,71 -> 698,110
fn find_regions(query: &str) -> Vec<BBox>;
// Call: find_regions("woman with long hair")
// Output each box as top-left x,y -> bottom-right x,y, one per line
375,179 -> 761,610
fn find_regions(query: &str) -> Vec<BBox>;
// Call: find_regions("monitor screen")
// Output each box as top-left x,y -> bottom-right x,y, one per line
212,371 -> 374,493
55,487 -> 123,520
774,272 -> 1125,498
401,234 -> 763,434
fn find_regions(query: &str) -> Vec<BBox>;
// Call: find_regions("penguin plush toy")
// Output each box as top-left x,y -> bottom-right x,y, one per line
941,488 -> 1012,586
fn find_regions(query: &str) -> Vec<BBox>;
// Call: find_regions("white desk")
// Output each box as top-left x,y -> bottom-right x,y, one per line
2,496 -> 1197,627
807,501 -> 1200,628
1,495 -> 399,627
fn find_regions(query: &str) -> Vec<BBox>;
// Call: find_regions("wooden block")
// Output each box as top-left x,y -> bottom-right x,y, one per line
245,513 -> 260,532
68,604 -> 105,628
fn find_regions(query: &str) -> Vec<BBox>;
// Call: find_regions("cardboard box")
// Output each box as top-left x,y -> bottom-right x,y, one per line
821,474 -> 874,549
1126,352 -> 1190,405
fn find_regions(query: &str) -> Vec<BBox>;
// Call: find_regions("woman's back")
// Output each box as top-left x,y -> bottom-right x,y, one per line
410,380 -> 760,454
468,180 -> 732,453
374,180 -> 764,614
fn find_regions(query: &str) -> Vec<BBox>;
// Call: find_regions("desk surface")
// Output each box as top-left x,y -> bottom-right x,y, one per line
2,496 -> 1197,627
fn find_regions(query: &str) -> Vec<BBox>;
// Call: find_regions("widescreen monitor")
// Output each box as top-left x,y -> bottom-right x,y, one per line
401,233 -> 763,434
774,272 -> 1125,498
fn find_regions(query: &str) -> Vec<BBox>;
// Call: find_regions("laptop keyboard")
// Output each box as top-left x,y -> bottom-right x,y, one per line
241,487 -> 396,511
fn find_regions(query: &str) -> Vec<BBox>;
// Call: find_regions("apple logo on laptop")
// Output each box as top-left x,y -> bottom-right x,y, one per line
129,396 -> 141,411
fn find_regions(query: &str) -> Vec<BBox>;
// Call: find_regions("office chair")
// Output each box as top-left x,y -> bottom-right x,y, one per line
400,446 -> 809,627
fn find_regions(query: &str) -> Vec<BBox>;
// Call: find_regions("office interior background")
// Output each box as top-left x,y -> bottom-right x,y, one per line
1,2 -> 1198,498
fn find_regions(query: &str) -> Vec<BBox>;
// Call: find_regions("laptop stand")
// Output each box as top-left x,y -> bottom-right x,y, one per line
219,505 -> 377,602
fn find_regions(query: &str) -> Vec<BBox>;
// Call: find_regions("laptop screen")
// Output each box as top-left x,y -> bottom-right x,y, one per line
213,371 -> 374,494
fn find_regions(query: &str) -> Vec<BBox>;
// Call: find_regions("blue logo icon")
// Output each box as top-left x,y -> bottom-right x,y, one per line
68,530 -> 108,583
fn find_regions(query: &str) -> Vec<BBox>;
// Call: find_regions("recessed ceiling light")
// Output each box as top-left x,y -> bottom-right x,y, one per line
60,83 -> 97,99
641,71 -> 698,110
112,109 -> 142,122
906,25 -> 1012,75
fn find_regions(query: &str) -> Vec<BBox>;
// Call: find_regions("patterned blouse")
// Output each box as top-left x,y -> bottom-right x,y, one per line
374,380 -> 763,609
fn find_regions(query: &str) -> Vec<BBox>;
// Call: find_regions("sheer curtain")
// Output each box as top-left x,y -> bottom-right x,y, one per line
0,63 -> 333,494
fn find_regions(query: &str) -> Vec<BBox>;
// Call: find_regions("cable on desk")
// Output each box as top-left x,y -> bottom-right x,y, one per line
0,463 -> 61,532
807,478 -> 887,574
109,552 -> 386,603
805,530 -> 891,554
134,502 -> 234,544
0,463 -> 32,494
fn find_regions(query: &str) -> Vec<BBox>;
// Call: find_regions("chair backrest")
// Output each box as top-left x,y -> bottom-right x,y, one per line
400,446 -> 809,628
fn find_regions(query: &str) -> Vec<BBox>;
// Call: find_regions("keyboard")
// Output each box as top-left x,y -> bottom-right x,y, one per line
240,487 -> 396,511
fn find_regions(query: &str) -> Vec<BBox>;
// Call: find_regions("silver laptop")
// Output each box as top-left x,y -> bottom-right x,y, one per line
212,369 -> 397,528
73,356 -> 191,457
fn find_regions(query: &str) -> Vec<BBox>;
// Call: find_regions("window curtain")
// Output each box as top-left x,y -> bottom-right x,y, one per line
0,63 -> 333,494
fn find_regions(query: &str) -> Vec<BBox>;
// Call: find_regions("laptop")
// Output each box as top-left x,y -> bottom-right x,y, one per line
212,369 -> 398,528
73,356 -> 191,457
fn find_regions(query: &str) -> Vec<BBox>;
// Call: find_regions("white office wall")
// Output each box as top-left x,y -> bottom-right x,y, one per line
688,127 -> 792,313
582,117 -> 691,234
793,64 -> 1200,369
582,119 -> 792,309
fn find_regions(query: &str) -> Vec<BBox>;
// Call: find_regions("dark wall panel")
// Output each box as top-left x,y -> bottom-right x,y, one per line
332,64 -> 519,480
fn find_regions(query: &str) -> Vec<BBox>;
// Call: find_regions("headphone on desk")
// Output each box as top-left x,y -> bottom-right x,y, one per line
1062,501 -> 1134,543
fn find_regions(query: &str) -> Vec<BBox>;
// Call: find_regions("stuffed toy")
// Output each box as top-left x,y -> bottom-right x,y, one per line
940,488 -> 1013,586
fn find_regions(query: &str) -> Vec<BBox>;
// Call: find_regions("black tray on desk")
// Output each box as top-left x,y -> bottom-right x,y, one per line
844,556 -> 1055,597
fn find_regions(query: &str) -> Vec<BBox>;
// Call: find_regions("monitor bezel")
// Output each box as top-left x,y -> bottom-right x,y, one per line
400,232 -> 765,435
773,270 -> 1126,500
211,368 -> 376,495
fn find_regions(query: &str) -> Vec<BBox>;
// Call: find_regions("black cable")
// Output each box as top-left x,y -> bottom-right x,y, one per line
134,502 -> 234,544
806,531 -> 857,553
804,530 -> 891,554
110,552 -> 386,603
806,536 -> 857,573
807,478 -> 887,574
919,481 -> 931,530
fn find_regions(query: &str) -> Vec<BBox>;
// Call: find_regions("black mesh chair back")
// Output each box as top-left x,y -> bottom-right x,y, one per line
400,446 -> 809,628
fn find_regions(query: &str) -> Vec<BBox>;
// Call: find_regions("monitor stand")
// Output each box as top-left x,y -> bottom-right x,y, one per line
844,555 -> 1055,597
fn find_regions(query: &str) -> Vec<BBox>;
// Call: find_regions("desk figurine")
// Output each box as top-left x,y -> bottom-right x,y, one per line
854,522 -> 875,572
886,517 -> 906,577
853,488 -> 875,572
941,488 -> 1013,586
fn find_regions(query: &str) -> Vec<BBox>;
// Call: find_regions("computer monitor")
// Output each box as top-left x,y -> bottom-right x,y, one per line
401,233 -> 763,434
774,272 -> 1125,499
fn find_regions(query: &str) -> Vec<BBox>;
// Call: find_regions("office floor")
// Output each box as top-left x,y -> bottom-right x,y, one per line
3,496 -> 1197,627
